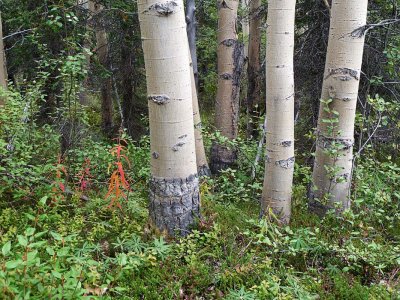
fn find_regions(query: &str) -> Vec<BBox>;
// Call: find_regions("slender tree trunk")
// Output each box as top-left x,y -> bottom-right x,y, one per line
211,0 -> 244,174
186,0 -> 199,91
0,13 -> 7,90
246,0 -> 261,138
0,12 -> 8,106
77,0 -> 90,105
241,0 -> 249,59
185,1 -> 210,176
189,53 -> 211,176
309,0 -> 368,216
89,1 -> 113,137
261,0 -> 296,224
138,0 -> 200,236
121,28 -> 136,138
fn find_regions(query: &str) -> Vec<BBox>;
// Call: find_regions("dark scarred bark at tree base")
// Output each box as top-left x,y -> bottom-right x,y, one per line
210,144 -> 238,174
149,174 -> 200,236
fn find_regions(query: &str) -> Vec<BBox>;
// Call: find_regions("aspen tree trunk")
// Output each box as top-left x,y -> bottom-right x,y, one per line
261,0 -> 296,224
246,0 -> 261,138
185,1 -> 210,176
186,0 -> 199,91
89,1 -> 113,137
0,12 -> 8,105
211,0 -> 244,173
190,53 -> 211,176
309,0 -> 368,215
138,0 -> 200,236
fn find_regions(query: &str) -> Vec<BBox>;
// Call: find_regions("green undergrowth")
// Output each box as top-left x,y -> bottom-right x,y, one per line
1,92 -> 399,298
1,155 -> 399,299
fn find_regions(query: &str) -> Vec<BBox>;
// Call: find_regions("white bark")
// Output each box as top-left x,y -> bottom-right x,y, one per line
211,0 -> 244,173
310,0 -> 368,215
138,0 -> 200,235
261,0 -> 296,224
189,53 -> 210,176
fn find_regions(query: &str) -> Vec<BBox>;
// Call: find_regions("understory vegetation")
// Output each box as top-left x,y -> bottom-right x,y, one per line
1,95 -> 399,298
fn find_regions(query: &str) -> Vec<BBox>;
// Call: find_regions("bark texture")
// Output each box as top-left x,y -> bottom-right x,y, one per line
0,12 -> 8,106
211,0 -> 244,174
310,0 -> 368,215
149,174 -> 200,236
138,0 -> 200,236
241,0 -> 249,59
246,0 -> 261,138
185,0 -> 199,91
190,54 -> 211,176
89,1 -> 113,137
261,0 -> 296,224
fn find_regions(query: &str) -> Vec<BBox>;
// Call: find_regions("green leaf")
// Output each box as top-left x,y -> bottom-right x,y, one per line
17,235 -> 28,247
52,270 -> 62,279
46,247 -> 55,256
2,241 -> 11,256
39,196 -> 48,206
27,250 -> 38,262
5,259 -> 22,269
50,231 -> 63,241
30,241 -> 47,248
25,227 -> 36,236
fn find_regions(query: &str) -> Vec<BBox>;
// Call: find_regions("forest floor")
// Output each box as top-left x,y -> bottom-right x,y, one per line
1,135 -> 400,299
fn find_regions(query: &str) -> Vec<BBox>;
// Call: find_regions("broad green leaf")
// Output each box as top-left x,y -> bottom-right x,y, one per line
5,259 -> 22,269
25,227 -> 36,236
2,241 -> 11,256
27,250 -> 38,262
50,231 -> 63,241
17,235 -> 28,247
46,247 -> 55,256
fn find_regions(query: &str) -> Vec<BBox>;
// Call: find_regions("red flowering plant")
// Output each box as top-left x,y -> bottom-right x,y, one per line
105,135 -> 132,209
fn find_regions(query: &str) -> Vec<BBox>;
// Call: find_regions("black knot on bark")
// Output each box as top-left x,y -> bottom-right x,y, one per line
276,157 -> 295,169
220,73 -> 233,80
148,95 -> 171,105
221,39 -> 236,47
281,141 -> 292,147
326,68 -> 359,81
148,1 -> 178,16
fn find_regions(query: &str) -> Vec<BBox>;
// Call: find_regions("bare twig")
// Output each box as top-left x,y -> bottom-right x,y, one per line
3,29 -> 34,40
351,18 -> 400,38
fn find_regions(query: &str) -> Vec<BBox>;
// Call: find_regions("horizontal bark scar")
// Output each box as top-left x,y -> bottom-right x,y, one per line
275,157 -> 295,169
221,39 -> 236,47
172,142 -> 186,151
317,134 -> 354,150
281,141 -> 292,147
148,95 -> 170,105
326,68 -> 359,81
219,73 -> 233,80
147,1 -> 178,16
